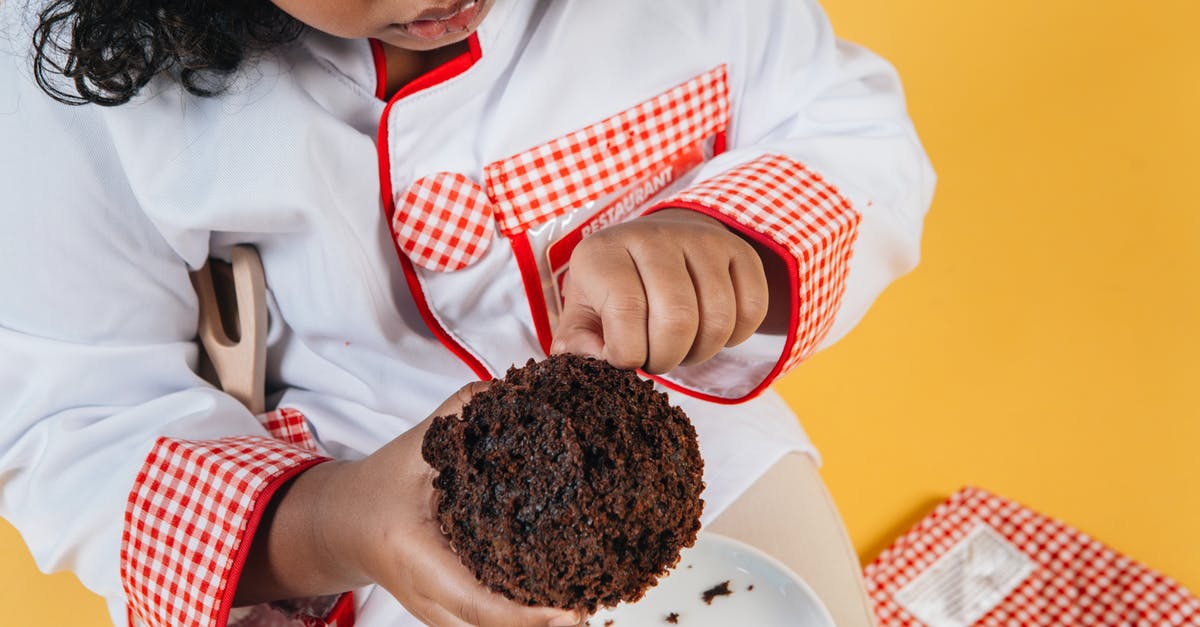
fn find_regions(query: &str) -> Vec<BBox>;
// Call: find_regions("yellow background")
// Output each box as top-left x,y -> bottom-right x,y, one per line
1,0 -> 1197,623
783,0 -> 1200,598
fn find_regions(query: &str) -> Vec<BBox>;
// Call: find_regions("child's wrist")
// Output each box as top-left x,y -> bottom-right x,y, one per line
233,459 -> 372,606
307,459 -> 377,589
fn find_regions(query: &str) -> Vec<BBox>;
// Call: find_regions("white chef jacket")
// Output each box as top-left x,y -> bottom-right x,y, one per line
0,0 -> 935,625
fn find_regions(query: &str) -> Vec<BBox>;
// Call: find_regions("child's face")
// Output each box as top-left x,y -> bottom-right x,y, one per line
271,0 -> 494,50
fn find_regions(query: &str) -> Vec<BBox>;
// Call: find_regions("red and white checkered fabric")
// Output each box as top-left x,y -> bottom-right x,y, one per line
260,407 -> 319,453
649,153 -> 859,375
484,65 -> 730,236
122,435 -> 328,627
865,487 -> 1200,626
393,172 -> 496,272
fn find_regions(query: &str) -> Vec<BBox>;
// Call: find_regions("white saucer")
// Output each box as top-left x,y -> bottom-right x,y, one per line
587,532 -> 835,626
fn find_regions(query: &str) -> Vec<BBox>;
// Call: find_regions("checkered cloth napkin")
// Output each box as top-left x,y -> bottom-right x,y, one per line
865,487 -> 1200,626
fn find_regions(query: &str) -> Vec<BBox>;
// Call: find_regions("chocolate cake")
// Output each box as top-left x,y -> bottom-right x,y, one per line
421,354 -> 705,612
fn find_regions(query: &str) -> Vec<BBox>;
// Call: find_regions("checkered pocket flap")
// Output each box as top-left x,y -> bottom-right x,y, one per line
482,65 -> 730,237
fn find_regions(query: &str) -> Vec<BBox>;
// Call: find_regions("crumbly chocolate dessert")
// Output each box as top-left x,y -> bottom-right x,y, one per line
422,354 -> 705,612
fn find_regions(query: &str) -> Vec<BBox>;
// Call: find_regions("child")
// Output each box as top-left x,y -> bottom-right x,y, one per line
0,0 -> 935,625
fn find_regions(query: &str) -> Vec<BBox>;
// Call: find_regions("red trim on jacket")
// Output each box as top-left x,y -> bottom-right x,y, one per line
374,34 -> 493,380
327,590 -> 357,626
509,232 -> 555,355
368,39 -> 387,101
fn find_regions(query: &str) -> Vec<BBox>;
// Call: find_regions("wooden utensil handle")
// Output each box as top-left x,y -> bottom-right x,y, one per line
191,245 -> 268,415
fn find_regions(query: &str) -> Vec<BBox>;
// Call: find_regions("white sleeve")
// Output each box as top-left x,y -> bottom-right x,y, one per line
0,37 -> 327,626
646,0 -> 936,401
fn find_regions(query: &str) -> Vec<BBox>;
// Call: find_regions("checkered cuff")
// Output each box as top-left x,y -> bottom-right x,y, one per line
261,407 -> 320,453
121,435 -> 329,627
647,153 -> 860,388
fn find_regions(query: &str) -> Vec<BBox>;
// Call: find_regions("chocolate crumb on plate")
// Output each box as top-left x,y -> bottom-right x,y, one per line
604,621 -> 614,626
665,612 -> 680,624
701,580 -> 732,604
747,584 -> 755,591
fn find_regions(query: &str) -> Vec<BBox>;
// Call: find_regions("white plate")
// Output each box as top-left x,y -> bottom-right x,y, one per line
587,532 -> 835,627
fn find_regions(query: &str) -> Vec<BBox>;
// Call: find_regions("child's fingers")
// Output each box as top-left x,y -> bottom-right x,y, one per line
364,381 -> 493,493
551,273 -> 605,358
408,519 -> 578,627
632,248 -> 698,374
681,252 -> 739,366
727,243 -> 770,347
432,380 -> 493,418
590,250 -> 649,370
556,247 -> 648,370
419,603 -> 473,627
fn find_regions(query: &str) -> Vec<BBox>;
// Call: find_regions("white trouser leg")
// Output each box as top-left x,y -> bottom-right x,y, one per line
708,452 -> 877,627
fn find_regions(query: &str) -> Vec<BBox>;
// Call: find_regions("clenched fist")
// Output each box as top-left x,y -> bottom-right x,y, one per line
552,208 -> 772,374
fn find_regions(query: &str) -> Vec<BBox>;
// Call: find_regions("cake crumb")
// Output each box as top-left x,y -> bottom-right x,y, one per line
665,612 -> 679,624
686,564 -> 693,569
747,584 -> 755,591
701,580 -> 732,604
604,621 -> 614,626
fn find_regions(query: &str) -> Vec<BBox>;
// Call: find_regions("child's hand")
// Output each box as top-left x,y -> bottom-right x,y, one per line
552,209 -> 770,374
320,383 -> 581,627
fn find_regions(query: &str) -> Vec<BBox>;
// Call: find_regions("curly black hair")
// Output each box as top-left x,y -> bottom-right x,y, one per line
32,0 -> 304,106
